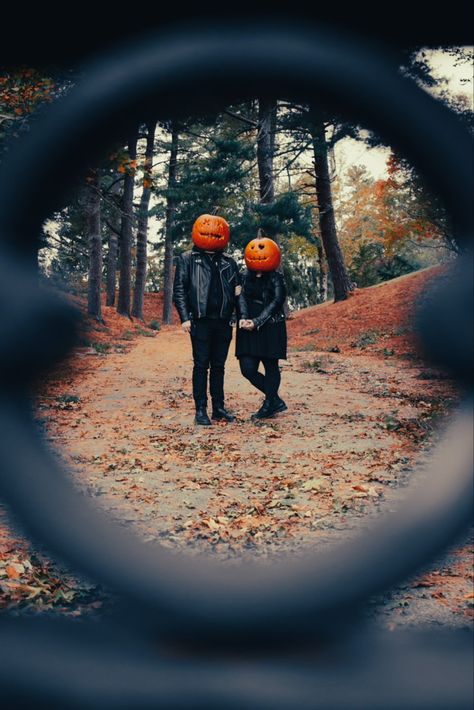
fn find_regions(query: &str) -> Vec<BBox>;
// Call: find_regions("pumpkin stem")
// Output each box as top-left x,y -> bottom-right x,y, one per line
212,206 -> 220,215
257,227 -> 265,238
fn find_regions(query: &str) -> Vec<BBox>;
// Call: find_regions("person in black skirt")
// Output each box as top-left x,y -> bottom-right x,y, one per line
236,236 -> 288,420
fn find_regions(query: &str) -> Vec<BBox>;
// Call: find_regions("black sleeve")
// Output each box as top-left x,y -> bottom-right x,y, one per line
237,270 -> 250,319
234,260 -> 242,287
172,254 -> 191,323
252,272 -> 287,329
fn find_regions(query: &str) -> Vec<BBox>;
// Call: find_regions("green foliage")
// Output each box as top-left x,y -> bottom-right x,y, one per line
56,394 -> 80,404
153,113 -> 313,260
349,242 -> 420,288
10,50 -> 468,312
383,414 -> 402,432
302,357 -> 329,373
350,330 -> 380,349
41,165 -> 122,288
135,326 -> 156,338
232,192 -> 312,247
153,121 -> 256,251
92,342 -> 111,355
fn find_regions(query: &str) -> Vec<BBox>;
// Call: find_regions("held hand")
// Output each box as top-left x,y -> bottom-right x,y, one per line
238,319 -> 247,329
181,320 -> 192,334
246,320 -> 256,330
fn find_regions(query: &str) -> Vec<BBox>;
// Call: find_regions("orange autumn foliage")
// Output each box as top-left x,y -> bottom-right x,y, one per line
0,68 -> 55,119
338,156 -> 445,266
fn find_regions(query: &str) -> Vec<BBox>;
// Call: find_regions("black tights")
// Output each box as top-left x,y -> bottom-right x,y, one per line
239,356 -> 281,399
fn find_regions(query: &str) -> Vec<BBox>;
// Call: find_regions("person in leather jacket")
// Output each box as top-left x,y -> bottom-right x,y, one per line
173,218 -> 240,426
236,238 -> 288,420
238,269 -> 287,330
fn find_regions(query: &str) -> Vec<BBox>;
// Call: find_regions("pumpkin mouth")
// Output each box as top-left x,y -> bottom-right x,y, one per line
198,232 -> 225,240
248,255 -> 269,261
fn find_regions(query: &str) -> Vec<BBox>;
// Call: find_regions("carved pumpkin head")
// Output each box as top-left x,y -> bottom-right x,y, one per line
244,237 -> 281,272
192,214 -> 230,251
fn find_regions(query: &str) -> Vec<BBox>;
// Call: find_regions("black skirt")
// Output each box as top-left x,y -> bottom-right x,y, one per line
235,319 -> 287,360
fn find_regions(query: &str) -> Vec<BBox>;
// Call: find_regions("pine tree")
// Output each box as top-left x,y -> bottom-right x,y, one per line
162,121 -> 180,325
117,129 -> 138,317
310,114 -> 353,302
85,169 -> 103,321
132,120 -> 157,319
257,98 -> 277,208
104,175 -> 121,307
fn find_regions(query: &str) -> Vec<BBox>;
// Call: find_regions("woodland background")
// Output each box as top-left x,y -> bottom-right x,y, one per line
1,47 -> 472,317
0,44 -> 473,625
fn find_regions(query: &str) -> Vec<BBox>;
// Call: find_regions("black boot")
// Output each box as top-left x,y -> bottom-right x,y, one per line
270,395 -> 287,415
212,405 -> 236,422
195,406 -> 212,426
251,398 -> 274,420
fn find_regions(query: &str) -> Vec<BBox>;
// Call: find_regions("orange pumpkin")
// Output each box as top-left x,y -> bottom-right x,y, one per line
244,237 -> 281,272
192,214 -> 230,251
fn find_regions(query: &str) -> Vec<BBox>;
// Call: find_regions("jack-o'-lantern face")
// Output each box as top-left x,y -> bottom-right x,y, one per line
192,214 -> 230,251
244,237 -> 281,272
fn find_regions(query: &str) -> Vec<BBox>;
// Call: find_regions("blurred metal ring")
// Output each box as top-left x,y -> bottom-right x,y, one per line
0,23 -> 472,645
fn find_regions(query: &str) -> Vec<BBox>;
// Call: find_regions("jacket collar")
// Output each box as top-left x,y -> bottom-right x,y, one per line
192,245 -> 229,263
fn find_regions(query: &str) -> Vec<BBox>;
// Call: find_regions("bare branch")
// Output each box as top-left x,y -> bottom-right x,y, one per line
42,233 -> 88,258
223,109 -> 258,127
105,220 -> 122,238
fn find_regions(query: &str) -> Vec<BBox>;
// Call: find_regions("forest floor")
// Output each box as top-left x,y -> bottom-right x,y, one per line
1,266 -> 472,630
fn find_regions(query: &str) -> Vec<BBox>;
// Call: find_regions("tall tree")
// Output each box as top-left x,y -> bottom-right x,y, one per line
158,115 -> 255,252
162,121 -> 180,325
105,176 -> 121,306
316,243 -> 328,302
132,120 -> 157,319
257,97 -> 276,205
310,115 -> 353,302
42,204 -> 89,288
117,128 -> 138,317
257,97 -> 278,243
275,102 -> 355,301
85,169 -> 103,321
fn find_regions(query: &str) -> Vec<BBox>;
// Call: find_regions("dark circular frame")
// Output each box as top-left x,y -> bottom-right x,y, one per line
0,23 -> 472,651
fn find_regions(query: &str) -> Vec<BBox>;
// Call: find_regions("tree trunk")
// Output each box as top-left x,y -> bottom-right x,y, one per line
86,169 -> 103,321
132,120 -> 156,319
311,119 -> 352,302
162,122 -> 179,325
105,177 -> 121,307
317,243 -> 328,302
117,128 -> 138,317
257,99 -> 290,313
257,98 -> 276,207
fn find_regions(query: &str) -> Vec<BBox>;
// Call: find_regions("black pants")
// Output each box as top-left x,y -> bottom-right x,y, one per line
239,356 -> 281,399
190,318 -> 232,408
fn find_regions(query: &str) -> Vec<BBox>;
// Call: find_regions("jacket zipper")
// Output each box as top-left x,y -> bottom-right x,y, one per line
219,261 -> 230,319
196,256 -> 202,318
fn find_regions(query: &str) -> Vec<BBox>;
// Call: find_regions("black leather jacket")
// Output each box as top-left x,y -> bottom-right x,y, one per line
173,246 -> 240,323
238,269 -> 287,330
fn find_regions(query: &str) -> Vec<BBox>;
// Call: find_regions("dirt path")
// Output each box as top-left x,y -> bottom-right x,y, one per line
33,324 -> 472,629
47,327 -> 423,546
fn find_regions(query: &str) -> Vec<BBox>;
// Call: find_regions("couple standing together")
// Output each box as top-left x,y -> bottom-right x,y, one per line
173,214 -> 288,425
